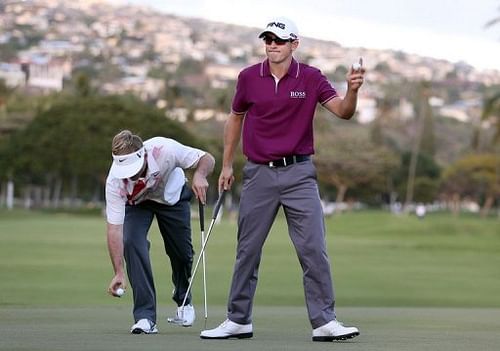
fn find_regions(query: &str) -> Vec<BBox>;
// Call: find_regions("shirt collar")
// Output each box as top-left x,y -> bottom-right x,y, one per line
260,57 -> 300,79
145,150 -> 160,179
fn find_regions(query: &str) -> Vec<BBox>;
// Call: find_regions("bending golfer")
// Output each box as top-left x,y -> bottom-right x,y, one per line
201,17 -> 364,342
106,130 -> 214,334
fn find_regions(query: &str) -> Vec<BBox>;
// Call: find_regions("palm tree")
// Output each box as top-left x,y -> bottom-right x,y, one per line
484,4 -> 500,31
478,5 -> 500,217
404,82 -> 433,210
482,92 -> 500,144
479,92 -> 500,217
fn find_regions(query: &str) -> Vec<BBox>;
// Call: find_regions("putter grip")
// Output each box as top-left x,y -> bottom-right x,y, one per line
198,200 -> 205,231
212,191 -> 226,220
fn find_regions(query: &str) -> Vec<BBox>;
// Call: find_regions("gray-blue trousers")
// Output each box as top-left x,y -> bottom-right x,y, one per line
123,185 -> 193,323
227,160 -> 336,329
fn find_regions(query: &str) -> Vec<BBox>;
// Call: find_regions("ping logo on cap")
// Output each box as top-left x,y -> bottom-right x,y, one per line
267,21 -> 286,30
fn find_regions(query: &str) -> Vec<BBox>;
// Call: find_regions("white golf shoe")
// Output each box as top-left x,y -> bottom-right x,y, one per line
130,318 -> 158,334
200,319 -> 253,339
167,304 -> 196,327
312,319 -> 359,341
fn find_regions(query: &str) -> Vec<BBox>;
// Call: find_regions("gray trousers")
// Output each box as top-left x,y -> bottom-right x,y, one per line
227,160 -> 336,329
123,185 -> 193,323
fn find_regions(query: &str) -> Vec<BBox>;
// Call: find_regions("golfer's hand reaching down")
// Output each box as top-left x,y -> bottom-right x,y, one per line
192,172 -> 209,205
108,272 -> 126,297
192,153 -> 215,205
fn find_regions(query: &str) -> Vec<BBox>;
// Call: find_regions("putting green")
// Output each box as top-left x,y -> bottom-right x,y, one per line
1,306 -> 499,351
1,210 -> 499,350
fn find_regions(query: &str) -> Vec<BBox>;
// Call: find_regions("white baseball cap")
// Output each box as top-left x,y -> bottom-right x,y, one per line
110,146 -> 145,179
258,17 -> 299,40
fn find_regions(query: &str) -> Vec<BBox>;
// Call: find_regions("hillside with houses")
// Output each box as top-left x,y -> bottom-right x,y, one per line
1,0 -> 499,128
1,0 -> 499,214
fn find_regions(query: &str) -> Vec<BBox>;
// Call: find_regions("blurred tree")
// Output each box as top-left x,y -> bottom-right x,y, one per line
373,62 -> 391,74
210,84 -> 235,112
412,176 -> 440,203
164,82 -> 182,107
148,65 -> 169,80
99,63 -> 123,83
405,81 -> 434,208
74,73 -> 93,97
477,89 -> 500,218
0,43 -> 18,61
371,82 -> 403,145
441,154 -> 499,217
329,65 -> 348,82
314,129 -> 399,210
0,79 -> 14,119
480,91 -> 500,145
175,58 -> 205,78
392,151 -> 441,204
0,95 -> 203,207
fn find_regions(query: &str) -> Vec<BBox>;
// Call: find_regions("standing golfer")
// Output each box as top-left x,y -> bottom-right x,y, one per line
106,130 -> 214,334
201,17 -> 364,342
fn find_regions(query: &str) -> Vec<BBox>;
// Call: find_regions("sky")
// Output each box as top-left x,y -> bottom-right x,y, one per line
120,0 -> 500,71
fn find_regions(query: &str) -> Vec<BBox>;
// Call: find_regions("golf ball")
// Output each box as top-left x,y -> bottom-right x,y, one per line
352,62 -> 361,71
116,288 -> 125,297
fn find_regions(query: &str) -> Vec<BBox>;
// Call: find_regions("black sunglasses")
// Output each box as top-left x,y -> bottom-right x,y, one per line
262,36 -> 293,46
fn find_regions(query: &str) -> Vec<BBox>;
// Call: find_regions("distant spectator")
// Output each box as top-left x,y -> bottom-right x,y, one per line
416,203 -> 426,219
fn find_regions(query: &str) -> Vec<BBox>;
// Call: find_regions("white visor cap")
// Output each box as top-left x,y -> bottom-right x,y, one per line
258,17 -> 299,40
110,146 -> 145,179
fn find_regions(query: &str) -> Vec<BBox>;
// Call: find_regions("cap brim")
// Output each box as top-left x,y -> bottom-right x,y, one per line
110,157 -> 144,179
258,30 -> 289,40
110,147 -> 146,179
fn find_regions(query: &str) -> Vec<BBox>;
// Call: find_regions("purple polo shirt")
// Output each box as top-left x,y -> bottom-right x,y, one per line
232,58 -> 338,163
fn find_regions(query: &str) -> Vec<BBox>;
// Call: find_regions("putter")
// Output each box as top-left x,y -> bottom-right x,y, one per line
199,200 -> 208,329
168,191 -> 226,326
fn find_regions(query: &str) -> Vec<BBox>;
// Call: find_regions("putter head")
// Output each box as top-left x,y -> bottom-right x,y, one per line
167,306 -> 185,326
167,305 -> 195,327
167,316 -> 185,326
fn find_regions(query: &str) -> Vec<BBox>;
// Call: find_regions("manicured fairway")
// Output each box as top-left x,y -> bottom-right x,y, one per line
1,306 -> 499,351
1,209 -> 499,350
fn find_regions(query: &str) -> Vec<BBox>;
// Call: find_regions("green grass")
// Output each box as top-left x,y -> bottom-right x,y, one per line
1,209 -> 500,350
0,209 -> 499,307
0,306 -> 499,351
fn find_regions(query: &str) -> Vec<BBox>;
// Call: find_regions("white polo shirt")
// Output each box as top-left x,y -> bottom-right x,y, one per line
105,137 -> 205,225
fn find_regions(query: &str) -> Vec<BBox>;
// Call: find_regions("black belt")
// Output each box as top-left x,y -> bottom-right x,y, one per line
255,155 -> 310,168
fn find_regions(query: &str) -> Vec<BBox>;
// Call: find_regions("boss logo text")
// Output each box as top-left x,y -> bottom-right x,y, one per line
290,91 -> 306,98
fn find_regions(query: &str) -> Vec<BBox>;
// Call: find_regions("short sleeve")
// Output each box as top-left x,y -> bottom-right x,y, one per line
231,71 -> 250,114
168,139 -> 206,169
105,178 -> 126,225
317,71 -> 338,105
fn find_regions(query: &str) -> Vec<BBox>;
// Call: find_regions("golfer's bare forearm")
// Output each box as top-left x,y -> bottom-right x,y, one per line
337,90 -> 358,119
106,223 -> 124,274
194,153 -> 215,177
223,113 -> 243,167
324,93 -> 358,120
